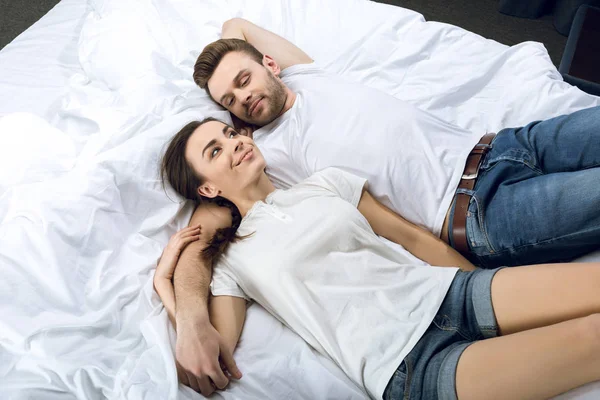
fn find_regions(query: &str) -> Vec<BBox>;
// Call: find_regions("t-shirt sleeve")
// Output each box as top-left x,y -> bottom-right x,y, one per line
279,62 -> 324,79
210,261 -> 250,301
306,167 -> 368,207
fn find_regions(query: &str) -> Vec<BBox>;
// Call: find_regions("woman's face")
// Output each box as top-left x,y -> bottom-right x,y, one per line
185,120 -> 266,199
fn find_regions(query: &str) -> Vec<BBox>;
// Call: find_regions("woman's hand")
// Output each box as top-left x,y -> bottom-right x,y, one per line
154,224 -> 203,335
155,224 -> 202,282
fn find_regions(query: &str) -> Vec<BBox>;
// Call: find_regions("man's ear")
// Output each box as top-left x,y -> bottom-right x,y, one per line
198,182 -> 220,199
262,54 -> 281,76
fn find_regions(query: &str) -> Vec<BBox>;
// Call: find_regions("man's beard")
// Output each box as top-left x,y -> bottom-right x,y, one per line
246,72 -> 287,126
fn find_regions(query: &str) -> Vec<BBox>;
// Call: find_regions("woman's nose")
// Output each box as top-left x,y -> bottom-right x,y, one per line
234,140 -> 243,152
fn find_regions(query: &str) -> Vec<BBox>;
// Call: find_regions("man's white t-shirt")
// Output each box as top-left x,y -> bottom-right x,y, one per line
253,63 -> 483,237
211,168 -> 458,400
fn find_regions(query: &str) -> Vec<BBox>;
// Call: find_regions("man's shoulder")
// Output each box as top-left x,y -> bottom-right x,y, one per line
280,62 -> 325,81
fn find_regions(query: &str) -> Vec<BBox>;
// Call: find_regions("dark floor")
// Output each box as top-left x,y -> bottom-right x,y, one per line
0,0 -> 61,50
0,0 -> 567,66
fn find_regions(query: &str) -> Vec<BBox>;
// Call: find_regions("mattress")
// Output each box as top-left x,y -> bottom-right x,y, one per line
1,0 -> 599,399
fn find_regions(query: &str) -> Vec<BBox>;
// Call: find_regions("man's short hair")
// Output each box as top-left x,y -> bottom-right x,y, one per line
193,38 -> 264,96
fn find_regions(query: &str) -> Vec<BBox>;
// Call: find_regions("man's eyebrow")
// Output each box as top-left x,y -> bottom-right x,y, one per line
219,69 -> 249,105
202,138 -> 217,158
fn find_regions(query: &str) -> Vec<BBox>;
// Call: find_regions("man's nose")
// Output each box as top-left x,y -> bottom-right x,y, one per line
234,89 -> 252,106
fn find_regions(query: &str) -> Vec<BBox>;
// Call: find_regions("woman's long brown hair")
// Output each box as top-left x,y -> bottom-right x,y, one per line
160,118 -> 245,266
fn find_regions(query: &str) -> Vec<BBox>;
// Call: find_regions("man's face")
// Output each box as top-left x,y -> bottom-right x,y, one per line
207,51 -> 287,126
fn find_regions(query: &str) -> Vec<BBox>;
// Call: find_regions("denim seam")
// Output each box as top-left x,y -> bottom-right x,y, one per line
474,220 -> 600,261
433,315 -> 473,341
498,223 -> 600,255
469,194 -> 498,255
574,161 -> 600,171
482,148 -> 600,175
404,358 -> 412,400
481,148 -> 543,175
471,153 -> 545,257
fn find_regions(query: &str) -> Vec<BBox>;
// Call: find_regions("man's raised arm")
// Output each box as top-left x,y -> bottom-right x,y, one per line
173,202 -> 242,396
221,18 -> 313,70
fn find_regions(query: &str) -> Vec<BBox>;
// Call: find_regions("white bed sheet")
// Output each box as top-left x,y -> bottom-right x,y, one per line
1,1 -> 600,399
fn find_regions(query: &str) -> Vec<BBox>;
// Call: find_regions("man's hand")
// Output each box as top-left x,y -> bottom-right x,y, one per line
176,316 -> 242,396
172,203 -> 242,394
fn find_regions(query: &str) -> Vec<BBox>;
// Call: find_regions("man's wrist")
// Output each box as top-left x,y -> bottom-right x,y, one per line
176,305 -> 211,329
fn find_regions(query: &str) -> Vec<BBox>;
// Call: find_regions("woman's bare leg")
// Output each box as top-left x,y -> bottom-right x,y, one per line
491,262 -> 600,335
456,314 -> 600,400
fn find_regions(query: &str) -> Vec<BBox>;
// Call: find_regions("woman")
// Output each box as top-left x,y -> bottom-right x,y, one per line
156,117 -> 600,400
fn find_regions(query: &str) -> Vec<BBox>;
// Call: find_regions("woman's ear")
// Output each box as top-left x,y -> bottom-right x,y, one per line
198,182 -> 220,199
262,54 -> 281,76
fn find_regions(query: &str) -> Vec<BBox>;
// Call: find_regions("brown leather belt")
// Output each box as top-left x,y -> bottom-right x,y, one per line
451,133 -> 496,256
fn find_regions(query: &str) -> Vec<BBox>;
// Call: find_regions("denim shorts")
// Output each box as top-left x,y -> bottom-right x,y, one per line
383,268 -> 503,400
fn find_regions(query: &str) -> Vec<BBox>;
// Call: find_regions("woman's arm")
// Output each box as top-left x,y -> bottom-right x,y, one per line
357,190 -> 476,271
209,295 -> 247,353
154,224 -> 203,330
154,280 -> 247,365
154,278 -> 178,328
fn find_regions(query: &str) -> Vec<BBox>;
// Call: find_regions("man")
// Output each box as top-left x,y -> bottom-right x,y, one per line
171,18 -> 600,395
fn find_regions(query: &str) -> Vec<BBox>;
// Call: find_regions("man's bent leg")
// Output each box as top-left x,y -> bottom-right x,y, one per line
463,106 -> 600,268
470,166 -> 600,267
504,105 -> 600,173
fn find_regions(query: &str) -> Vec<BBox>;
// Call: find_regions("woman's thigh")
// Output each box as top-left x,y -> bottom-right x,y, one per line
490,262 -> 600,336
458,262 -> 600,400
455,315 -> 600,400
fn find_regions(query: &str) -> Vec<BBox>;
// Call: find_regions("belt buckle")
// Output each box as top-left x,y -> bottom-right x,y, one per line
462,172 -> 478,180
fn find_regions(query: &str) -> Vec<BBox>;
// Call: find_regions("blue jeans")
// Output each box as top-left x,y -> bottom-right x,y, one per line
383,268 -> 502,400
449,106 -> 600,268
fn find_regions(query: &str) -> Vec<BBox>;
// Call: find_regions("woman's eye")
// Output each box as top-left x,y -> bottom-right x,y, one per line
229,131 -> 238,138
228,98 -> 234,107
211,147 -> 220,158
242,77 -> 249,87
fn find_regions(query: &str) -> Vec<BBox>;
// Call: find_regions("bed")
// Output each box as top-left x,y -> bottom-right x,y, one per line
1,0 -> 599,399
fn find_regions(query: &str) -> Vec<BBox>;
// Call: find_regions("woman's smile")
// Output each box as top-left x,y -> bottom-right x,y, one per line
235,147 -> 254,167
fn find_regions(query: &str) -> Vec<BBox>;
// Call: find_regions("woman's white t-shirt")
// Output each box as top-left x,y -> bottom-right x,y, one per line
253,63 -> 483,237
210,168 -> 458,400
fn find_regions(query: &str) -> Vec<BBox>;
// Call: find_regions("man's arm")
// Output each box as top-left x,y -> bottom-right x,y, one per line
221,18 -> 313,70
174,202 -> 242,396
357,190 -> 477,271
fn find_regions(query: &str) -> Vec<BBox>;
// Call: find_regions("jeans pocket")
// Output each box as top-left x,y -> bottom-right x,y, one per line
466,196 -> 497,257
480,147 -> 540,174
384,361 -> 408,400
433,314 -> 473,341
